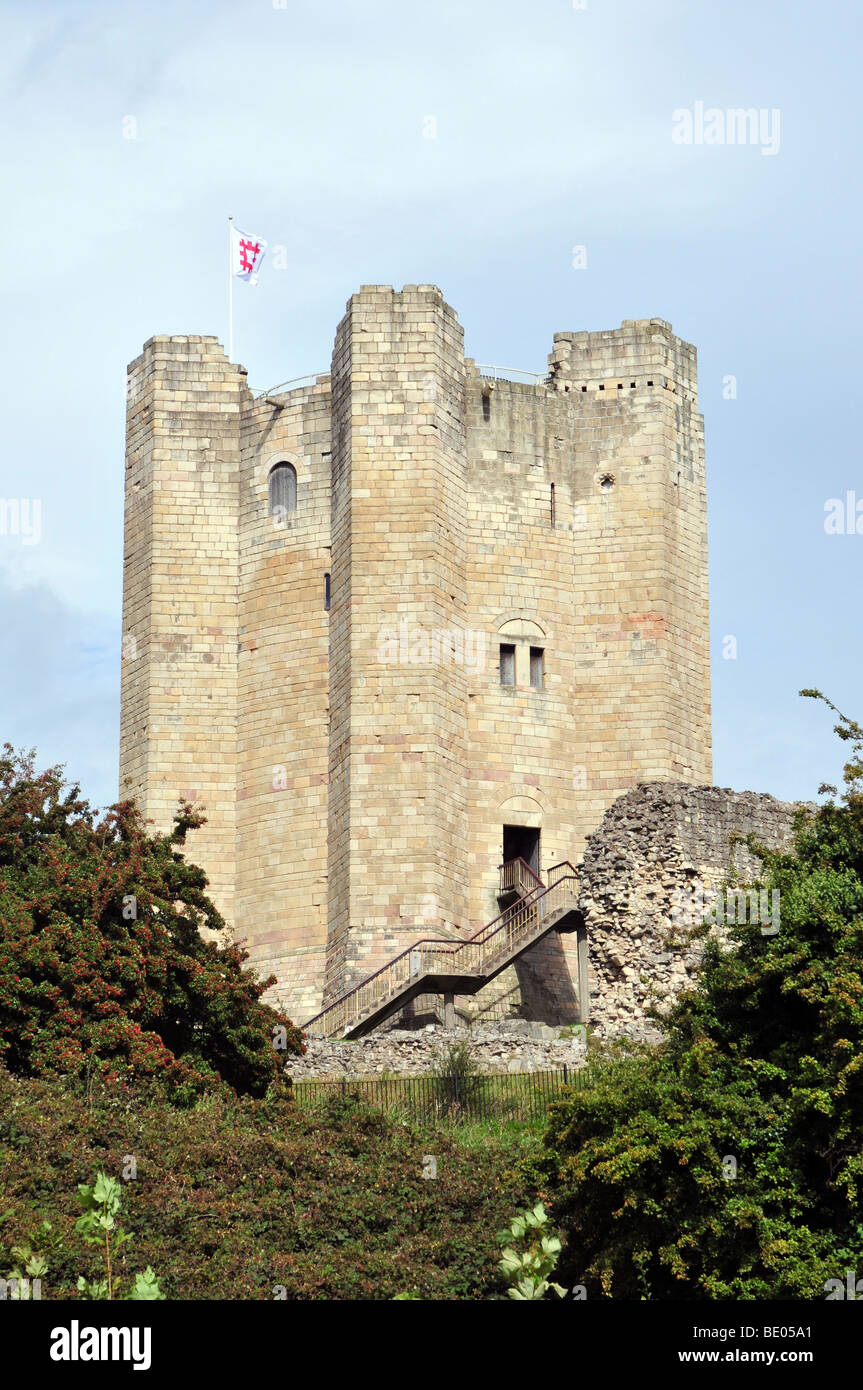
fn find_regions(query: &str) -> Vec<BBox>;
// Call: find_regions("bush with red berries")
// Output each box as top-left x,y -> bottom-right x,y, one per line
0,746 -> 303,1104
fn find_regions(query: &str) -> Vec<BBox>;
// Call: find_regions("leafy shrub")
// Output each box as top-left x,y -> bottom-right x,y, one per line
498,1203 -> 566,1300
74,1172 -> 165,1300
428,1039 -> 486,1114
534,693 -> 863,1299
4,1173 -> 165,1300
0,746 -> 303,1102
0,1064 -> 526,1300
3,1219 -> 52,1299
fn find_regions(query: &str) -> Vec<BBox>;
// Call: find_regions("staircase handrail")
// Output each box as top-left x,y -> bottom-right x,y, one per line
302,868 -> 579,1038
544,860 -> 579,886
498,856 -> 544,894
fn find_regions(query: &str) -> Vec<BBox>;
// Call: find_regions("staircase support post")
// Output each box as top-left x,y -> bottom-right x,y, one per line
443,992 -> 455,1030
575,922 -> 590,1023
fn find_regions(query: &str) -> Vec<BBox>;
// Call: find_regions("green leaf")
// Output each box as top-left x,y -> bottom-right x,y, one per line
126,1267 -> 166,1301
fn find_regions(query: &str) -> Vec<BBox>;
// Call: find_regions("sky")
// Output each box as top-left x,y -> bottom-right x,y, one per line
0,0 -> 860,812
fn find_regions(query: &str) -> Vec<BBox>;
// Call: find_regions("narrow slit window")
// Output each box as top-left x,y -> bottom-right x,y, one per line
530,647 -> 544,689
550,482 -> 556,528
482,391 -> 491,422
499,643 -> 515,687
268,462 -> 297,522
324,573 -> 331,611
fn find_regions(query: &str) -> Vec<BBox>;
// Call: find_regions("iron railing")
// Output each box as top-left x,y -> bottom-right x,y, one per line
252,372 -> 329,400
251,365 -> 549,399
302,868 -> 579,1039
498,856 -> 544,898
545,860 -> 578,888
475,364 -> 550,387
291,1065 -> 593,1124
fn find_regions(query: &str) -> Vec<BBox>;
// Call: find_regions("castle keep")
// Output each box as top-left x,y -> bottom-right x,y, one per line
120,284 -> 711,1029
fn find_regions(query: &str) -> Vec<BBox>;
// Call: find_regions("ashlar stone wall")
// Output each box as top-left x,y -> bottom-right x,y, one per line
120,289 -> 714,1030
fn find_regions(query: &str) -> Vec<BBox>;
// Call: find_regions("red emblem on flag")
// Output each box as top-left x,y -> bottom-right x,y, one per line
239,239 -> 261,274
231,225 -> 268,285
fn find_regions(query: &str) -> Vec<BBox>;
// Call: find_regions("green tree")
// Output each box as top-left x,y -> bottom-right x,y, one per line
536,692 -> 863,1299
0,746 -> 303,1103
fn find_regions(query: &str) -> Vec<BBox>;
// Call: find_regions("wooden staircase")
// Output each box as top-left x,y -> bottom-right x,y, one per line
302,861 -> 582,1039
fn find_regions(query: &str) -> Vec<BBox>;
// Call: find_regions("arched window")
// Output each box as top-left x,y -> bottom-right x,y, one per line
268,462 -> 297,521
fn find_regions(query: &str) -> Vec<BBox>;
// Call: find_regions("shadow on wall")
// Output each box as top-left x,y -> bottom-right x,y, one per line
378,914 -> 584,1031
514,924 -> 582,1026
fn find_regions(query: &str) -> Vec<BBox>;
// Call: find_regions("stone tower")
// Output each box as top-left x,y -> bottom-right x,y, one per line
120,285 -> 711,1026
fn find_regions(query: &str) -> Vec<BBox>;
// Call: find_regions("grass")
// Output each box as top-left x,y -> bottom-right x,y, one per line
440,1115 -> 546,1154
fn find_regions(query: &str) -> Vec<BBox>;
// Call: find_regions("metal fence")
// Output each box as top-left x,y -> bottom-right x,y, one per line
290,1065 -> 593,1125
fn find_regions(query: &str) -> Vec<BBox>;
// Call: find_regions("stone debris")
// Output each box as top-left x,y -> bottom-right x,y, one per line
285,1022 -> 587,1080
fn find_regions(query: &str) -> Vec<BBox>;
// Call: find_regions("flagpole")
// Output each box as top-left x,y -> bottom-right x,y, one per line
227,215 -> 234,362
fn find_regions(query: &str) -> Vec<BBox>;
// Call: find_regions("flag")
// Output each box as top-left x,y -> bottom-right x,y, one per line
230,225 -> 267,285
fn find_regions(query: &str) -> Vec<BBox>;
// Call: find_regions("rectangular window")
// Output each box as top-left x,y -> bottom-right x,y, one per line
499,644 -> 515,686
530,647 -> 544,689
324,573 -> 331,611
